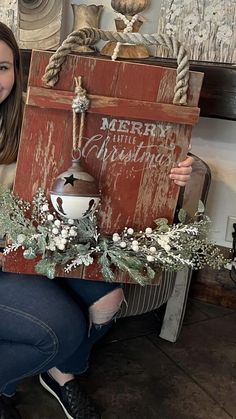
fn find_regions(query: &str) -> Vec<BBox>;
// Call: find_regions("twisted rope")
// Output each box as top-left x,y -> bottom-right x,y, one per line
72,76 -> 90,155
42,28 -> 189,105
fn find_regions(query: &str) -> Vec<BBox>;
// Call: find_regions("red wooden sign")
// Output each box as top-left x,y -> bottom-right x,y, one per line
4,51 -> 203,282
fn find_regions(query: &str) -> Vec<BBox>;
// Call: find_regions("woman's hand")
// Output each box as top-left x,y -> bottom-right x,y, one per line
169,155 -> 194,187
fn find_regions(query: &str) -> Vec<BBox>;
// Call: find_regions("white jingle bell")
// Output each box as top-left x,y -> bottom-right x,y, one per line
50,159 -> 100,220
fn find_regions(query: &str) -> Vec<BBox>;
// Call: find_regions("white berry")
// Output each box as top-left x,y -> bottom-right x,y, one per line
69,229 -> 77,237
57,243 -> 65,251
17,234 -> 26,244
42,204 -> 49,212
113,236 -> 120,242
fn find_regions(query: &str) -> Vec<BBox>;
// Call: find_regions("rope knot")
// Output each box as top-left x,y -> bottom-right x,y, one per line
72,76 -> 90,113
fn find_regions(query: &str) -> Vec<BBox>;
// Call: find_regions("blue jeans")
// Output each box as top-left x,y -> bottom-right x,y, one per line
0,270 -> 121,396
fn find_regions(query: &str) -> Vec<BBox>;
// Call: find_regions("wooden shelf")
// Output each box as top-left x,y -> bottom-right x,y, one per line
21,50 -> 236,121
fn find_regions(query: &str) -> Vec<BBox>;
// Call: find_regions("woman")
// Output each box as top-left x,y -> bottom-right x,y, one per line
0,22 -> 194,419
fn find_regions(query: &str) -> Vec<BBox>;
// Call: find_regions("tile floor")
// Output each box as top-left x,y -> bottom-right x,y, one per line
17,299 -> 236,419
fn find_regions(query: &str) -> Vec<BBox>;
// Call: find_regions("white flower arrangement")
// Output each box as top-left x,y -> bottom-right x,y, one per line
0,188 -> 227,285
183,13 -> 200,31
157,0 -> 236,63
205,4 -> 223,23
194,26 -> 210,43
216,24 -> 233,44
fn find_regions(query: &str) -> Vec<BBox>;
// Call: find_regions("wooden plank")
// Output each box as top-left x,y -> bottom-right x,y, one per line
27,86 -> 200,126
22,50 -> 236,121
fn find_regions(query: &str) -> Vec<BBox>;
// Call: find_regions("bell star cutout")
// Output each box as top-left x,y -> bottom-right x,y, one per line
64,174 -> 78,186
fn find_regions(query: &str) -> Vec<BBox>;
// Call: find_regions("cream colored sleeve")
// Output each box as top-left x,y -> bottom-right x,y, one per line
0,162 -> 16,189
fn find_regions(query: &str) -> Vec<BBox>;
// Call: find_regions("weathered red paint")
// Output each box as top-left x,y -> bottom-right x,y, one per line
4,52 -> 203,282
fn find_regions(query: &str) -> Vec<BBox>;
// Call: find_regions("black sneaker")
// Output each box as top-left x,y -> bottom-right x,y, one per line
0,395 -> 22,419
39,372 -> 101,419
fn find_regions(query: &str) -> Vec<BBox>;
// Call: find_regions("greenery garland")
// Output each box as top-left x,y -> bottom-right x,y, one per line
0,188 -> 227,284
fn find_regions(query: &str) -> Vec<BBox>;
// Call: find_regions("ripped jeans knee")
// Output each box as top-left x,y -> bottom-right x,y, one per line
88,287 -> 125,330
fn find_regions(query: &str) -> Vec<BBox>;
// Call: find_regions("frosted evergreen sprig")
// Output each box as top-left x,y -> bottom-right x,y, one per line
0,188 -> 228,283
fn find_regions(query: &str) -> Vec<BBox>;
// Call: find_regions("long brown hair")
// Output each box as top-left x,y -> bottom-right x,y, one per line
0,22 -> 23,164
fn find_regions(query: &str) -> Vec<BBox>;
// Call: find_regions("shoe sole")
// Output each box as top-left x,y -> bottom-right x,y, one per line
39,374 -> 74,419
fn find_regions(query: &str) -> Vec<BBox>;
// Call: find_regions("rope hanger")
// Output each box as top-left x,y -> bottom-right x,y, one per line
42,28 -> 190,106
71,76 -> 90,160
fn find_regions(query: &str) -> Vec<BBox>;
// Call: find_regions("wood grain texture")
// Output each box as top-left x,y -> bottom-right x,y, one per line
21,51 -> 235,120
27,87 -> 200,125
4,52 -> 203,281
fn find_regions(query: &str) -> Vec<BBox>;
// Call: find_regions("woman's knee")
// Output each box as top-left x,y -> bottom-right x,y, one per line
38,305 -> 87,361
89,287 -> 125,326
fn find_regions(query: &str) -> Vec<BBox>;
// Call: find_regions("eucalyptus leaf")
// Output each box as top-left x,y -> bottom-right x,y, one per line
37,235 -> 47,253
197,200 -> 205,213
36,259 -> 56,279
147,266 -> 156,280
37,225 -> 47,233
157,224 -> 169,233
23,248 -> 36,260
178,208 -> 187,223
46,266 -> 56,280
154,218 -> 169,227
